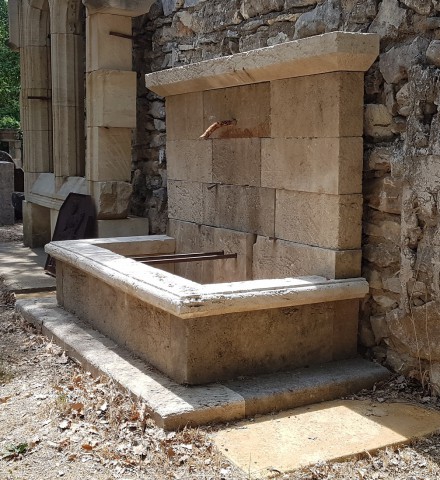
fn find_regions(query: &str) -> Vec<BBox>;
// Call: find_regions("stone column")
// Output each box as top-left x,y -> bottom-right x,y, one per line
83,0 -> 154,235
49,1 -> 85,186
19,1 -> 53,246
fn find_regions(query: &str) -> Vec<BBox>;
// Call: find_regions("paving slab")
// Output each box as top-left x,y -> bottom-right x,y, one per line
214,399 -> 440,478
16,296 -> 389,430
0,242 -> 56,293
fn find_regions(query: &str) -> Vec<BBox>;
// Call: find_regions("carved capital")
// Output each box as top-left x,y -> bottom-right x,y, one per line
82,0 -> 155,17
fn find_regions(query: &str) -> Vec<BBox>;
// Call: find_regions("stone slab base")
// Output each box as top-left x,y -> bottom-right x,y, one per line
16,297 -> 390,430
95,216 -> 149,238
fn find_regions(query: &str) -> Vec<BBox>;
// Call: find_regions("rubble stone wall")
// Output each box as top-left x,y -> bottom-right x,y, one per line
132,0 -> 440,388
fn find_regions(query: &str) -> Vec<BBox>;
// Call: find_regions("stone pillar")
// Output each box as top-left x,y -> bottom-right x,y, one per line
0,162 -> 15,225
83,0 -> 154,235
49,1 -> 86,185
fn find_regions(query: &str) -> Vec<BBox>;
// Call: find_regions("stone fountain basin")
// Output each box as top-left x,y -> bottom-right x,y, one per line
46,235 -> 369,385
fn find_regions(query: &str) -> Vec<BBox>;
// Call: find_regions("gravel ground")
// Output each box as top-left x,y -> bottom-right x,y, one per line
2,224 -> 440,480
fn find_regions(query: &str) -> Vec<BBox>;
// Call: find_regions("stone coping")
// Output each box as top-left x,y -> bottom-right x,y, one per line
145,32 -> 380,97
46,236 -> 369,319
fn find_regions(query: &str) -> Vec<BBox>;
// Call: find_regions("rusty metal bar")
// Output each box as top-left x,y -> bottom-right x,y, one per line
128,251 -> 227,261
109,31 -> 135,40
27,96 -> 51,100
132,251 -> 237,265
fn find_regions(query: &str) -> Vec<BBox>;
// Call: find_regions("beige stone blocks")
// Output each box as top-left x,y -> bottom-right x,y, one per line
204,184 -> 275,236
252,236 -> 362,280
168,180 -> 204,224
53,105 -> 82,178
86,70 -> 136,128
22,129 -> 52,173
96,217 -> 149,237
271,72 -> 364,138
166,92 -> 204,141
204,83 -> 271,138
86,14 -> 132,72
275,190 -> 362,249
90,180 -> 132,219
261,137 -> 363,194
167,140 -> 213,183
51,34 -> 84,107
332,300 -> 359,360
86,127 -> 132,181
169,219 -> 255,284
22,201 -> 51,247
212,138 -> 261,187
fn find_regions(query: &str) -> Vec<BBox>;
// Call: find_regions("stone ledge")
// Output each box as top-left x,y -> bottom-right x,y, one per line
16,297 -> 390,430
45,236 -> 369,318
145,32 -> 380,97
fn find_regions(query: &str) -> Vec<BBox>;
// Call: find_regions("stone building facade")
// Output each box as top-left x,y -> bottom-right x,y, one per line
9,0 -> 440,389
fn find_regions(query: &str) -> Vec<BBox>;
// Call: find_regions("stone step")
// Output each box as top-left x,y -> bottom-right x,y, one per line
16,296 -> 390,431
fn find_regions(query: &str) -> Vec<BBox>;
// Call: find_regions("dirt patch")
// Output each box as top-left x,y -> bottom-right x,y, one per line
2,223 -> 440,479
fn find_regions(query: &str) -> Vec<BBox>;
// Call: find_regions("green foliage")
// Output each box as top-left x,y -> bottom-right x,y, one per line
0,0 -> 20,129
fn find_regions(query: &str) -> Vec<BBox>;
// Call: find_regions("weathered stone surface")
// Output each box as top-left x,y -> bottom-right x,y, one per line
83,0 -> 155,17
91,180 -> 132,219
166,92 -> 204,141
86,127 -> 132,181
364,104 -> 393,141
400,0 -> 432,15
426,40 -> 440,68
204,184 -> 275,236
86,13 -> 132,72
167,140 -> 213,182
0,161 -> 15,225
368,0 -> 407,39
240,0 -> 284,20
275,190 -> 362,249
396,83 -> 411,116
271,72 -> 364,138
363,242 -> 400,268
261,137 -> 362,194
204,83 -> 270,138
252,236 -> 361,279
294,0 -> 341,39
212,138 -> 261,187
168,180 -> 203,224
387,303 -> 440,362
87,70 -> 137,128
364,176 -> 402,215
379,37 -> 429,84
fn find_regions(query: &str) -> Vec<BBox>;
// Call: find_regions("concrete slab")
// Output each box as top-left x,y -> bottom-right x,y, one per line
0,242 -> 56,293
16,296 -> 389,430
214,400 -> 440,478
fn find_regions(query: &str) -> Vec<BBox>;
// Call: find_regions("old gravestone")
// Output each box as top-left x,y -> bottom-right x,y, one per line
0,160 -> 15,225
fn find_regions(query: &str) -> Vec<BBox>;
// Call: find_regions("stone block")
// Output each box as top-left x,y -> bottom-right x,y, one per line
203,83 -> 271,138
169,219 -> 255,284
212,138 -> 261,187
86,127 -> 132,181
166,92 -> 204,141
364,176 -> 402,214
252,236 -> 361,279
51,34 -> 84,106
167,140 -> 213,183
275,190 -> 362,249
22,129 -> 53,173
0,162 -> 14,225
22,200 -> 51,247
90,180 -> 132,219
52,105 -> 83,178
168,180 -> 204,224
332,300 -> 359,360
204,184 -> 275,236
26,46 -> 51,89
96,216 -> 149,237
364,104 -> 393,141
86,13 -> 132,72
86,70 -> 136,128
271,72 -> 364,138
261,137 -> 362,194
